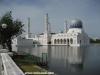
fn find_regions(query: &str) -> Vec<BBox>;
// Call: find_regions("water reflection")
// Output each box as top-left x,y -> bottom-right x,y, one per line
67,47 -> 85,72
47,46 -> 86,75
16,46 -> 87,75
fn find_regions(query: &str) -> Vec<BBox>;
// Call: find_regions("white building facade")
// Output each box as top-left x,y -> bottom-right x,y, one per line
32,14 -> 89,46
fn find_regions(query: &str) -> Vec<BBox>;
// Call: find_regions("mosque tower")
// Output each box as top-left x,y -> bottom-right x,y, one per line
44,13 -> 51,45
45,13 -> 49,33
64,20 -> 68,33
28,17 -> 31,38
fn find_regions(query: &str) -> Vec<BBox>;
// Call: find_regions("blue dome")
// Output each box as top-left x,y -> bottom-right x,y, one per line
70,19 -> 83,28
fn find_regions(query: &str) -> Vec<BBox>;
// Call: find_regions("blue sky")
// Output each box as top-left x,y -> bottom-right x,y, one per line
0,0 -> 100,37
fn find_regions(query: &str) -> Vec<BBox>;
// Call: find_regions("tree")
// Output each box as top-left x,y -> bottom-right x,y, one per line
0,11 -> 24,51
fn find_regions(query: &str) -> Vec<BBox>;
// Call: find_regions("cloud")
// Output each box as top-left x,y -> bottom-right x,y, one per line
0,0 -> 100,37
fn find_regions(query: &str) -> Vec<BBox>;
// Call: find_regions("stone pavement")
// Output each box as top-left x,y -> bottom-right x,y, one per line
0,49 -> 25,75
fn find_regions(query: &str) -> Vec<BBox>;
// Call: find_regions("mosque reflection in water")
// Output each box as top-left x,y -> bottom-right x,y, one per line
17,46 -> 87,75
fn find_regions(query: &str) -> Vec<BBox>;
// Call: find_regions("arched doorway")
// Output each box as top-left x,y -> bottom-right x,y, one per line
64,39 -> 66,44
67,39 -> 69,45
57,39 -> 59,44
60,39 -> 63,44
54,39 -> 56,44
70,38 -> 73,44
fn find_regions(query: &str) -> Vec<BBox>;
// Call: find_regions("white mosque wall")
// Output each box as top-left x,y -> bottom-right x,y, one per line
12,35 -> 34,47
12,29 -> 89,47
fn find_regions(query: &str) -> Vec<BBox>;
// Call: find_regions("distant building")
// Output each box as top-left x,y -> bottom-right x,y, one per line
13,14 -> 89,47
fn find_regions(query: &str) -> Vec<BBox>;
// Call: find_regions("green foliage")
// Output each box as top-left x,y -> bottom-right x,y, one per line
0,11 -> 24,39
0,11 -> 24,51
90,38 -> 100,43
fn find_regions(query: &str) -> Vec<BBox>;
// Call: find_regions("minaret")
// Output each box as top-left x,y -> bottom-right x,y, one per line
28,17 -> 31,38
48,22 -> 51,34
64,20 -> 68,33
45,13 -> 49,34
44,13 -> 51,44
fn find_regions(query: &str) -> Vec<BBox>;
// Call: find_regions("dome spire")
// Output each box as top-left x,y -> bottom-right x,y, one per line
64,20 -> 68,33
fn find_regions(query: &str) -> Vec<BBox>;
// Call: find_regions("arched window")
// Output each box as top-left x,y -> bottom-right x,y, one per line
70,38 -> 73,44
67,39 -> 69,45
57,39 -> 59,44
64,39 -> 66,44
80,40 -> 81,44
61,39 -> 63,44
54,39 -> 56,44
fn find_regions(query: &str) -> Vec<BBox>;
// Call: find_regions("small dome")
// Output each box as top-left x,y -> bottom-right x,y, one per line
70,19 -> 83,28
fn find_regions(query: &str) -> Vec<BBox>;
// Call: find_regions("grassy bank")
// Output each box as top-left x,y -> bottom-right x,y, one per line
12,54 -> 48,75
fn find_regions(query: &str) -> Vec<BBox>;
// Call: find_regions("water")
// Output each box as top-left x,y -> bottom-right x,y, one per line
16,44 -> 100,75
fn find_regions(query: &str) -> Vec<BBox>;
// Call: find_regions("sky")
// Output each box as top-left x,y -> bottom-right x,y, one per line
0,0 -> 100,37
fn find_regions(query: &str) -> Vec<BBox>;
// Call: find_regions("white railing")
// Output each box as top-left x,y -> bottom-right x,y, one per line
1,53 -> 25,75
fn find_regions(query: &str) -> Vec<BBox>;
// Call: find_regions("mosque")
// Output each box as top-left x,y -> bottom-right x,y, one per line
13,13 -> 90,47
